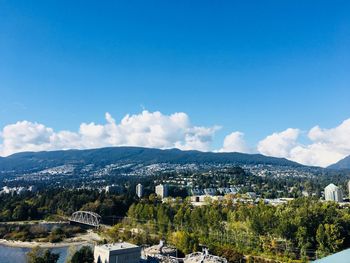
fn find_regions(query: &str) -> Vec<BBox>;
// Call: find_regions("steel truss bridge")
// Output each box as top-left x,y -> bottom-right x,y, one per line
69,211 -> 101,227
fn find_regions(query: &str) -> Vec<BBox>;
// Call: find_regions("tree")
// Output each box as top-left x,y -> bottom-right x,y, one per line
215,245 -> 244,263
296,226 -> 311,259
66,246 -> 77,263
70,246 -> 94,263
170,230 -> 198,254
316,223 -> 344,258
27,246 -> 60,263
13,203 -> 28,220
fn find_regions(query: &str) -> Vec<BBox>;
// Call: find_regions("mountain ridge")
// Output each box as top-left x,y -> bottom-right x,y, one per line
0,146 -> 304,174
328,155 -> 350,170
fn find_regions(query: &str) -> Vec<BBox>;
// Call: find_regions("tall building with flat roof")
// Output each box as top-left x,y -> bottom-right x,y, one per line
324,183 -> 343,202
155,184 -> 168,199
136,183 -> 143,198
94,242 -> 141,263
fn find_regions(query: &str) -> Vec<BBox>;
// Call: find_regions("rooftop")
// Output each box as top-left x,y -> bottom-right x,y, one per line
325,183 -> 339,190
313,248 -> 350,263
96,242 -> 139,251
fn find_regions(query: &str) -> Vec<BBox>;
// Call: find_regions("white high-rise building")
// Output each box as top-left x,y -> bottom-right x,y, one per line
324,183 -> 343,202
155,184 -> 168,199
136,183 -> 143,198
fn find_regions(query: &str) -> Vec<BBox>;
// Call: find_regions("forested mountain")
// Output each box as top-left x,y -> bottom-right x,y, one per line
328,155 -> 350,170
0,146 -> 303,174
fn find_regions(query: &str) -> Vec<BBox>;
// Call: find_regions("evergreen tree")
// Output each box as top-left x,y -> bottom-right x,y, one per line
70,246 -> 94,263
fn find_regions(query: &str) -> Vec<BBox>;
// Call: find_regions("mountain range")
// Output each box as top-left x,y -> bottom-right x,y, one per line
0,146 -> 304,174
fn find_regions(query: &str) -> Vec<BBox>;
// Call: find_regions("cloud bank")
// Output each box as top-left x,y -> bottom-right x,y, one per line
0,111 -> 349,167
257,128 -> 300,158
257,119 -> 350,167
0,111 -> 219,157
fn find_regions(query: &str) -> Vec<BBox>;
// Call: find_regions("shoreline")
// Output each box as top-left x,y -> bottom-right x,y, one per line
0,238 -> 91,248
0,230 -> 100,249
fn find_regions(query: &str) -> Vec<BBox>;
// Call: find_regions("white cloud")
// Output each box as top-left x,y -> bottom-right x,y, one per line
219,132 -> 249,153
257,119 -> 350,167
289,144 -> 345,168
289,119 -> 350,167
257,128 -> 300,158
0,111 -> 219,156
0,121 -> 54,154
1,111 -> 350,168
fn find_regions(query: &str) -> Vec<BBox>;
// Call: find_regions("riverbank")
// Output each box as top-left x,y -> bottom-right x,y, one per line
0,230 -> 100,248
0,220 -> 67,225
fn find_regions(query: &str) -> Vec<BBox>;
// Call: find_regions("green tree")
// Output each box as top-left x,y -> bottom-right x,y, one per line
316,223 -> 344,257
170,230 -> 198,254
27,247 -> 60,263
13,203 -> 29,220
70,246 -> 94,263
296,226 -> 311,259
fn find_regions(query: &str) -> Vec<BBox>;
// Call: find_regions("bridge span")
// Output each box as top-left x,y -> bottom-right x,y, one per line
69,211 -> 101,227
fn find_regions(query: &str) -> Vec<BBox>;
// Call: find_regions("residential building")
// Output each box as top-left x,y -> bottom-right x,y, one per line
203,188 -> 216,196
136,183 -> 143,198
94,242 -> 141,263
324,183 -> 343,202
155,184 -> 168,199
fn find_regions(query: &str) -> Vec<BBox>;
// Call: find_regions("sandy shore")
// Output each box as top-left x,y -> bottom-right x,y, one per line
0,231 -> 100,248
0,239 -> 89,248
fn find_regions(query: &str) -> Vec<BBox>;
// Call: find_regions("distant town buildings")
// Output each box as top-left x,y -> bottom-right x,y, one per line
191,187 -> 240,196
348,180 -> 350,199
155,184 -> 168,199
0,186 -> 37,195
203,188 -> 216,196
136,183 -> 143,198
324,183 -> 343,202
190,195 -> 224,206
94,242 -> 141,263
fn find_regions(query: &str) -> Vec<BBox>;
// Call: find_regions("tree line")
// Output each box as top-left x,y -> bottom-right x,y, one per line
0,189 -> 135,222
107,196 -> 350,262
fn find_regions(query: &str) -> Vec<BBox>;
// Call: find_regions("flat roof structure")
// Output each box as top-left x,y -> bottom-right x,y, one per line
98,242 -> 139,251
313,248 -> 350,263
94,242 -> 141,263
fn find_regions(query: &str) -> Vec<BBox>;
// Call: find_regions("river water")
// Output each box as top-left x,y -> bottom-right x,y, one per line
0,244 -> 71,263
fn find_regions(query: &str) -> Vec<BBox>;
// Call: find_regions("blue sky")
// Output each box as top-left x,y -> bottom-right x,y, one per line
0,1 -> 349,166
